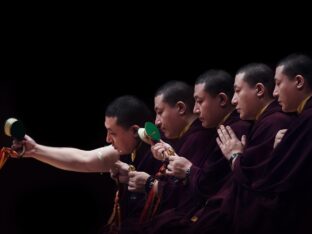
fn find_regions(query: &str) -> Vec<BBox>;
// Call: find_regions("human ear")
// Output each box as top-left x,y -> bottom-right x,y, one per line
218,93 -> 228,107
176,101 -> 187,115
295,75 -> 304,89
131,125 -> 140,137
255,83 -> 265,97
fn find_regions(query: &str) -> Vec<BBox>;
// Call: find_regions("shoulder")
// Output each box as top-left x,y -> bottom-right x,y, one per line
261,111 -> 296,128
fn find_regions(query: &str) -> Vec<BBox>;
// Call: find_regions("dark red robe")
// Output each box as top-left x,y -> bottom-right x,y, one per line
141,110 -> 252,233
156,119 -> 218,213
182,101 -> 297,234
117,119 -> 214,233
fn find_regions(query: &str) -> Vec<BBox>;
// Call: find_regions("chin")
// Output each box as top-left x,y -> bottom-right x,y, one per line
201,122 -> 208,128
282,107 -> 293,113
240,115 -> 248,120
164,132 -> 172,139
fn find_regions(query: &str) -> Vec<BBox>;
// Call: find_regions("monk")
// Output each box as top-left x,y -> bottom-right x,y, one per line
142,70 -> 252,233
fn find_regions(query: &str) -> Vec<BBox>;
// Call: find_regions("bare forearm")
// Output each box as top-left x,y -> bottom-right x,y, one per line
26,144 -> 119,173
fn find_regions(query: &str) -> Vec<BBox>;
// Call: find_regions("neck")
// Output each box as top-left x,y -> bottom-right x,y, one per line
185,114 -> 198,126
297,92 -> 312,114
177,114 -> 197,138
255,97 -> 274,120
219,105 -> 235,126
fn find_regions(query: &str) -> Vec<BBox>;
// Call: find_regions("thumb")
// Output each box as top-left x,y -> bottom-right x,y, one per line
281,129 -> 287,134
241,135 -> 246,147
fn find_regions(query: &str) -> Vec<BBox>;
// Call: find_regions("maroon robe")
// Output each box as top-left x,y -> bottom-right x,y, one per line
141,111 -> 252,233
182,101 -> 297,234
119,143 -> 162,221
101,143 -> 162,234
240,97 -> 312,234
115,119 -> 212,233
156,119 -> 217,212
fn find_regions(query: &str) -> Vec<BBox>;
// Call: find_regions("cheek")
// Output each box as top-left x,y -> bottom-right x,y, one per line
237,93 -> 246,103
281,86 -> 288,96
202,102 -> 210,113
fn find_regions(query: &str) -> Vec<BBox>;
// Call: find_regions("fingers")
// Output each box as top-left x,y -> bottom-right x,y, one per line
129,171 -> 139,178
221,125 -> 231,141
128,171 -> 150,192
168,155 -> 178,161
152,144 -> 166,160
274,129 -> 287,149
217,125 -> 228,143
218,125 -> 237,144
114,160 -> 123,167
275,129 -> 287,140
115,161 -> 128,170
128,180 -> 135,188
216,137 -> 222,148
226,126 -> 238,140
152,143 -> 173,161
110,166 -> 119,176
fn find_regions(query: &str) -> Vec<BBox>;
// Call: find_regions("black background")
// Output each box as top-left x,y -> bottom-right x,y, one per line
1,19 -> 311,234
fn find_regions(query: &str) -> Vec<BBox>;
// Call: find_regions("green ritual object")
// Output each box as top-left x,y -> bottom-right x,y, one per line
138,121 -> 160,144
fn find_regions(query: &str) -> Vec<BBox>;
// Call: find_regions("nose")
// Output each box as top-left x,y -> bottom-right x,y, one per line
193,104 -> 199,114
231,93 -> 238,106
106,133 -> 112,144
273,85 -> 279,98
155,116 -> 161,127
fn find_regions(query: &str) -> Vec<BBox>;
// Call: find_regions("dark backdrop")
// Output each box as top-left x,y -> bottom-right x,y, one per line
1,30 -> 311,234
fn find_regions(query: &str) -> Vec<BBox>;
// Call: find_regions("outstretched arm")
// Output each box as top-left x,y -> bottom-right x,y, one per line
12,135 -> 119,173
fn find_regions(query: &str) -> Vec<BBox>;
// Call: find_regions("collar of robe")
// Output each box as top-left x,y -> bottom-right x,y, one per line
297,95 -> 312,114
255,100 -> 274,121
218,109 -> 235,127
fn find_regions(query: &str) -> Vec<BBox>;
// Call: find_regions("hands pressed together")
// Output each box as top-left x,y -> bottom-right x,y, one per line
216,125 -> 246,160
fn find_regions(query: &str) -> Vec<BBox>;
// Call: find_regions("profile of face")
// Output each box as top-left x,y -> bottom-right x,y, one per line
154,94 -> 184,139
193,83 -> 226,128
105,116 -> 139,155
273,65 -> 300,112
232,73 -> 260,120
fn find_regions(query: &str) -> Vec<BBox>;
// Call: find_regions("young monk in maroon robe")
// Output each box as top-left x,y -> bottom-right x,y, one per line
141,70 -> 252,233
228,53 -> 312,234
100,96 -> 163,233
150,80 -> 214,214
178,63 -> 298,234
118,81 -> 213,233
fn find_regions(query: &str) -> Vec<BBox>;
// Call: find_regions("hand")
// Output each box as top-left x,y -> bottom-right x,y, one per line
216,125 -> 246,160
274,129 -> 287,148
11,135 -> 37,158
166,155 -> 192,179
128,171 -> 150,192
151,140 -> 174,161
110,160 -> 130,184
